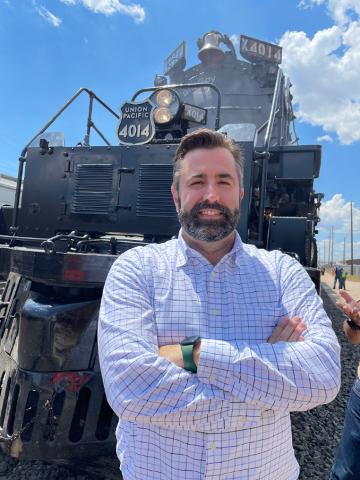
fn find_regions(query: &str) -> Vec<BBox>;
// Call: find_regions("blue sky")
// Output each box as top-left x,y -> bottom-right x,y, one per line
1,0 -> 359,261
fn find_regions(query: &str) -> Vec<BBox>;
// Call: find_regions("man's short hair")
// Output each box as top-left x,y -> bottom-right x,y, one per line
173,128 -> 244,191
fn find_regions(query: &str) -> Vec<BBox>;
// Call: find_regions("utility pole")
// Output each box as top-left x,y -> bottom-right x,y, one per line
343,237 -> 346,265
351,202 -> 354,275
331,226 -> 334,265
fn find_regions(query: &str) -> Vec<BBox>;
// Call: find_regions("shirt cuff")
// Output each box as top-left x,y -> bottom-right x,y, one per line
197,338 -> 236,389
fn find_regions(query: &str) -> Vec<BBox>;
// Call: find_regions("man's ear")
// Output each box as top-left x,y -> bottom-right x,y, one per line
171,185 -> 180,212
240,188 -> 244,201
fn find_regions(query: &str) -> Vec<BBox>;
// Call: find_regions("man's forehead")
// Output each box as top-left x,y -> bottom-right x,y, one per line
181,147 -> 237,172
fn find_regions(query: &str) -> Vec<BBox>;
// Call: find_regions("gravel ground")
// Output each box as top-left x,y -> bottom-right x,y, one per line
0,284 -> 358,479
0,454 -> 121,480
291,285 -> 360,480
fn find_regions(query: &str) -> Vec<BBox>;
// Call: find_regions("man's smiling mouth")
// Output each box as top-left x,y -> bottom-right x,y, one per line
198,209 -> 223,217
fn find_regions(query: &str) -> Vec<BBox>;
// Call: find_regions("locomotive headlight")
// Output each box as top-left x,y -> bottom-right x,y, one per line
154,107 -> 173,124
150,88 -> 180,125
155,89 -> 174,107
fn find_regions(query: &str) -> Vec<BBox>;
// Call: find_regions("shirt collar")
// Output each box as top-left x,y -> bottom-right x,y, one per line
176,229 -> 244,268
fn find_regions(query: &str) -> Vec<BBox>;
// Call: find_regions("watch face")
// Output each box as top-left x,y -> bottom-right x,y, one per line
181,335 -> 201,346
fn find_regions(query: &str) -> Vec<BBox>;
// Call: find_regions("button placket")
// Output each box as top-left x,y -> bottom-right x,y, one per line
208,265 -> 225,341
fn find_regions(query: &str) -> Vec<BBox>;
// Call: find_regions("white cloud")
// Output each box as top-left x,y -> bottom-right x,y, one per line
280,1 -> 360,144
318,194 -> 360,233
61,0 -> 145,23
317,134 -> 333,142
33,2 -> 62,27
298,0 -> 326,11
317,237 -> 360,263
318,194 -> 360,261
300,0 -> 360,25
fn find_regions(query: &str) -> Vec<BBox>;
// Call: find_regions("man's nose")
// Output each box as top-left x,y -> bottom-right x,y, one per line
203,183 -> 220,203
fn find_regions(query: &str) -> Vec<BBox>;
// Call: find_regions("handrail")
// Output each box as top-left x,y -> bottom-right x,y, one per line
254,67 -> 284,244
10,88 -> 120,234
263,68 -> 283,152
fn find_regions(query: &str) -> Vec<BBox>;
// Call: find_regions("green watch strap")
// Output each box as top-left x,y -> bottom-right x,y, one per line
181,343 -> 197,373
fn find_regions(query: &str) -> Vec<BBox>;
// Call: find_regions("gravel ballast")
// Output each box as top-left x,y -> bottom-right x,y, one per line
0,285 -> 358,479
292,285 -> 360,479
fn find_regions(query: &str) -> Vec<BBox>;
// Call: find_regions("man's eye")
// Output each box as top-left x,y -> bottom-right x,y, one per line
190,181 -> 203,186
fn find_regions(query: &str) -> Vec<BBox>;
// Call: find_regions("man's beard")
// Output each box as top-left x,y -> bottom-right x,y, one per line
178,201 -> 240,242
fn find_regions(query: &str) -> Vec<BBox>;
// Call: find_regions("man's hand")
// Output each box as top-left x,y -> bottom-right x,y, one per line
336,291 -> 360,324
337,291 -> 360,345
267,316 -> 307,344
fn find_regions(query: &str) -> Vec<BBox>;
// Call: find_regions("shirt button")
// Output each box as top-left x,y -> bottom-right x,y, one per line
211,271 -> 217,278
209,442 -> 216,450
210,309 -> 220,315
209,374 -> 216,383
239,416 -> 246,422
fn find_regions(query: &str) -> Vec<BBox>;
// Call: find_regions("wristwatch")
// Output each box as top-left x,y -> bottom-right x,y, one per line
346,318 -> 360,331
181,336 -> 201,373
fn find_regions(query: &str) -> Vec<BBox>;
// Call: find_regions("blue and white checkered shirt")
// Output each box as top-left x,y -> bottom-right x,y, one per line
98,231 -> 340,480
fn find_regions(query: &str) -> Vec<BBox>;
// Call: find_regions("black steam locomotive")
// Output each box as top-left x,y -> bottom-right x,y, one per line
0,32 -> 322,460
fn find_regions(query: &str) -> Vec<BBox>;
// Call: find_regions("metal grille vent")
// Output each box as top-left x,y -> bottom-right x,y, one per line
137,164 -> 176,217
72,164 -> 113,215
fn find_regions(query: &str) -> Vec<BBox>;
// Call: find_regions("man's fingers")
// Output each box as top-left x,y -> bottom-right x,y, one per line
278,316 -> 302,341
287,323 -> 307,342
340,290 -> 360,311
267,317 -> 290,343
339,290 -> 356,306
268,316 -> 306,343
337,300 -> 360,323
336,302 -> 346,313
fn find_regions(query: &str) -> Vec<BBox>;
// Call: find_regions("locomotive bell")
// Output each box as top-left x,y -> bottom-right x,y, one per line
198,31 -> 225,65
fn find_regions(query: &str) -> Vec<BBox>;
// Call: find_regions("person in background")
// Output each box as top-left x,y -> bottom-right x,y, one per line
333,265 -> 343,289
340,270 -> 348,290
330,290 -> 360,480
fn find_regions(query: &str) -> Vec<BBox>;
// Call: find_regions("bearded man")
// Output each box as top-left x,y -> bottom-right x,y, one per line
98,129 -> 340,480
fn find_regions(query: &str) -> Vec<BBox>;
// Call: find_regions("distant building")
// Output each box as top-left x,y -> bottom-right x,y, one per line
345,259 -> 360,265
0,173 -> 17,206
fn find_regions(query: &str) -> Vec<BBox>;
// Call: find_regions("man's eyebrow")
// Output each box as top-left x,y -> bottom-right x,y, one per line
217,173 -> 233,179
187,172 -> 234,179
188,173 -> 205,179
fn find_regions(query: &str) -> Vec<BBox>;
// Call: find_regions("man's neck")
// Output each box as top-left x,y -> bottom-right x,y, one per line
181,230 -> 236,266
